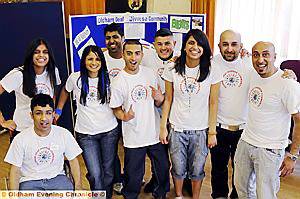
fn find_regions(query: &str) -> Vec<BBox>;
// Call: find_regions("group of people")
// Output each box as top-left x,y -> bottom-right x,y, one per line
0,22 -> 299,199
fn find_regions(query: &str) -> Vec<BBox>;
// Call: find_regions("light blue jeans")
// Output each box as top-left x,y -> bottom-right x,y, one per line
19,174 -> 73,190
234,139 -> 285,199
168,128 -> 208,180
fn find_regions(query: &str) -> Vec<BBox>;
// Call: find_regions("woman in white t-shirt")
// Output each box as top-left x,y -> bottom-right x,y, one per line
0,38 -> 61,140
160,29 -> 222,199
55,45 -> 118,198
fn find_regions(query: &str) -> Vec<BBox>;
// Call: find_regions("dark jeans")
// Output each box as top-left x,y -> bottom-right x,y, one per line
76,126 -> 119,198
123,143 -> 170,199
113,120 -> 123,183
210,127 -> 242,199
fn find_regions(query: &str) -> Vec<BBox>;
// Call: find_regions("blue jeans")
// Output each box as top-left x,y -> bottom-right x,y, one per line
168,129 -> 208,180
234,139 -> 284,199
76,126 -> 119,198
19,174 -> 73,190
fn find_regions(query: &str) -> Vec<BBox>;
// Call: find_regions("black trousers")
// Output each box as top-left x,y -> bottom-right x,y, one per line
123,143 -> 170,199
210,127 -> 242,199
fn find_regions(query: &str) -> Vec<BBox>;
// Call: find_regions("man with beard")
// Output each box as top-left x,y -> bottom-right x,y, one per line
210,29 -> 254,199
234,41 -> 300,199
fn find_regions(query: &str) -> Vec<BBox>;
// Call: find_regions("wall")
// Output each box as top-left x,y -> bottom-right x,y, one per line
147,0 -> 191,14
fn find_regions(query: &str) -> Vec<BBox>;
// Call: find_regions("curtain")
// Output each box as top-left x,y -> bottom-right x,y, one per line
191,0 -> 216,52
214,0 -> 300,62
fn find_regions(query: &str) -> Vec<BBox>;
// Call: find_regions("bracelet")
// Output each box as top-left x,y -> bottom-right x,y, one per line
55,108 -> 62,116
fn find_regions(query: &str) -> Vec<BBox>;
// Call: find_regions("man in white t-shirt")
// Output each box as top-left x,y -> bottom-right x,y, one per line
103,22 -> 125,79
103,23 -> 125,194
109,40 -> 169,199
4,94 -> 82,190
210,30 -> 253,199
234,41 -> 300,199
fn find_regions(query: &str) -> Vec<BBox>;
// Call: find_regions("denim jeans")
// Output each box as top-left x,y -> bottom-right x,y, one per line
234,139 -> 284,199
76,126 -> 119,198
19,174 -> 73,190
210,127 -> 242,198
168,128 -> 208,180
123,143 -> 170,199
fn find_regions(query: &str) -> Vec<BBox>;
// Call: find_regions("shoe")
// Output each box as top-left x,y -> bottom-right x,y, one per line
144,178 -> 154,193
113,182 -> 123,195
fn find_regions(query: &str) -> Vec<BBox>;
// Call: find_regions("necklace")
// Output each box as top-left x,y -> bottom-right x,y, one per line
183,66 -> 200,111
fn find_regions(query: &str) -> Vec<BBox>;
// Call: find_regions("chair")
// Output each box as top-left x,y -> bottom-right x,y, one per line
280,60 -> 300,151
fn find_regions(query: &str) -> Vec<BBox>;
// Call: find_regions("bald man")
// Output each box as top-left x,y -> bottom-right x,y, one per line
234,42 -> 300,199
210,30 -> 253,199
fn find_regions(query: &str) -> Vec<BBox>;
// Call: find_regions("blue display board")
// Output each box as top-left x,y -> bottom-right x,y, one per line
69,13 -> 206,72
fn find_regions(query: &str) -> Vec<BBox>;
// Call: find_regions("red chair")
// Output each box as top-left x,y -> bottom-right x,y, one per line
280,60 -> 300,82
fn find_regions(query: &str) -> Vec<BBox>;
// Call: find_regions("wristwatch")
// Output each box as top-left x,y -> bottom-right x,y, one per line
286,152 -> 299,161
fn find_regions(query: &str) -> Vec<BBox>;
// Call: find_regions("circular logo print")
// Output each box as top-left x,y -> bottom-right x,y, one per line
36,83 -> 51,95
222,70 -> 243,88
87,86 -> 98,103
131,85 -> 148,102
179,77 -> 200,95
34,147 -> 54,165
109,68 -> 121,78
249,87 -> 263,107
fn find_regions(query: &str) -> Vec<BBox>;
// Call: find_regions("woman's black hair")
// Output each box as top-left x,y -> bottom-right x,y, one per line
21,38 -> 57,98
77,45 -> 110,105
174,29 -> 212,82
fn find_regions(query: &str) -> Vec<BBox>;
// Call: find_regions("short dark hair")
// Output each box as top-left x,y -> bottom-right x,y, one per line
155,28 -> 173,38
104,22 -> 124,37
30,94 -> 54,111
123,39 -> 143,52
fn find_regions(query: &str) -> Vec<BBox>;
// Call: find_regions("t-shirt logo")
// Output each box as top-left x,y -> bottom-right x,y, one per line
180,77 -> 200,95
36,83 -> 51,95
109,68 -> 121,78
249,87 -> 263,107
34,147 -> 54,165
157,68 -> 164,77
87,86 -> 98,102
131,85 -> 148,102
222,70 -> 242,88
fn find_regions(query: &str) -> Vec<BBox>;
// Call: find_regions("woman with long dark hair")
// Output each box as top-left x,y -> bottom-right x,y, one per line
160,29 -> 222,198
55,45 -> 118,198
0,38 -> 60,139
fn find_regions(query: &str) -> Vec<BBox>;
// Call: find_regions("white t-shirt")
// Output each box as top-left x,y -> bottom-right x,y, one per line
162,64 -> 222,131
141,48 -> 177,93
65,72 -> 117,134
109,66 -> 160,148
0,67 -> 61,131
4,125 -> 82,183
212,54 -> 253,125
104,50 -> 125,80
242,70 -> 300,149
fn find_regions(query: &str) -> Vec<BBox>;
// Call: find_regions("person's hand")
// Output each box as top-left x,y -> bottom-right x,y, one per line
123,105 -> 135,122
282,69 -> 297,81
240,48 -> 250,58
74,183 -> 82,190
280,156 -> 296,177
54,113 -> 60,122
160,125 -> 168,144
1,120 -> 17,131
207,133 -> 217,148
150,85 -> 164,104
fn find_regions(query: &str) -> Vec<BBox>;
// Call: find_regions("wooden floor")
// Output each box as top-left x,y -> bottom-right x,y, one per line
1,132 -> 299,198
